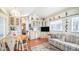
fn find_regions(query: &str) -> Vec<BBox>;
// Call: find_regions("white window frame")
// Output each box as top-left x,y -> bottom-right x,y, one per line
71,16 -> 79,32
50,20 -> 63,32
0,16 -> 6,40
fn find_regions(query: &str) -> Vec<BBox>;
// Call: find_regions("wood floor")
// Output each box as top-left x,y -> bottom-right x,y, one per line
18,34 -> 48,47
16,37 -> 48,51
29,38 -> 48,47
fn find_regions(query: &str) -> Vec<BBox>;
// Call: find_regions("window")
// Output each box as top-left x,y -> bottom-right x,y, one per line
0,16 -> 5,39
50,20 -> 63,32
71,16 -> 79,32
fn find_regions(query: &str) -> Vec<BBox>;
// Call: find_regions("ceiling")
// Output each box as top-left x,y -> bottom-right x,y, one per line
3,7 -> 68,18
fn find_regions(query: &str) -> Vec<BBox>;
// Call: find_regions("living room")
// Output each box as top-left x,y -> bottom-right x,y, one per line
0,7 -> 79,51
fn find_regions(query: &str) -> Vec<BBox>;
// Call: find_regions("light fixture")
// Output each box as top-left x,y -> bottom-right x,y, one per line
10,7 -> 20,17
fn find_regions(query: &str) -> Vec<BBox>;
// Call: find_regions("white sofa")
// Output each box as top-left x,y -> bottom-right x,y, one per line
48,33 -> 79,51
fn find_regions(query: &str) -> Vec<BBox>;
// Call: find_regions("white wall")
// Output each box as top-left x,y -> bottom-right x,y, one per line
46,7 -> 79,34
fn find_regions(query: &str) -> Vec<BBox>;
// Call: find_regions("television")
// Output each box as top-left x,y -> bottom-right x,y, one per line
41,27 -> 49,32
